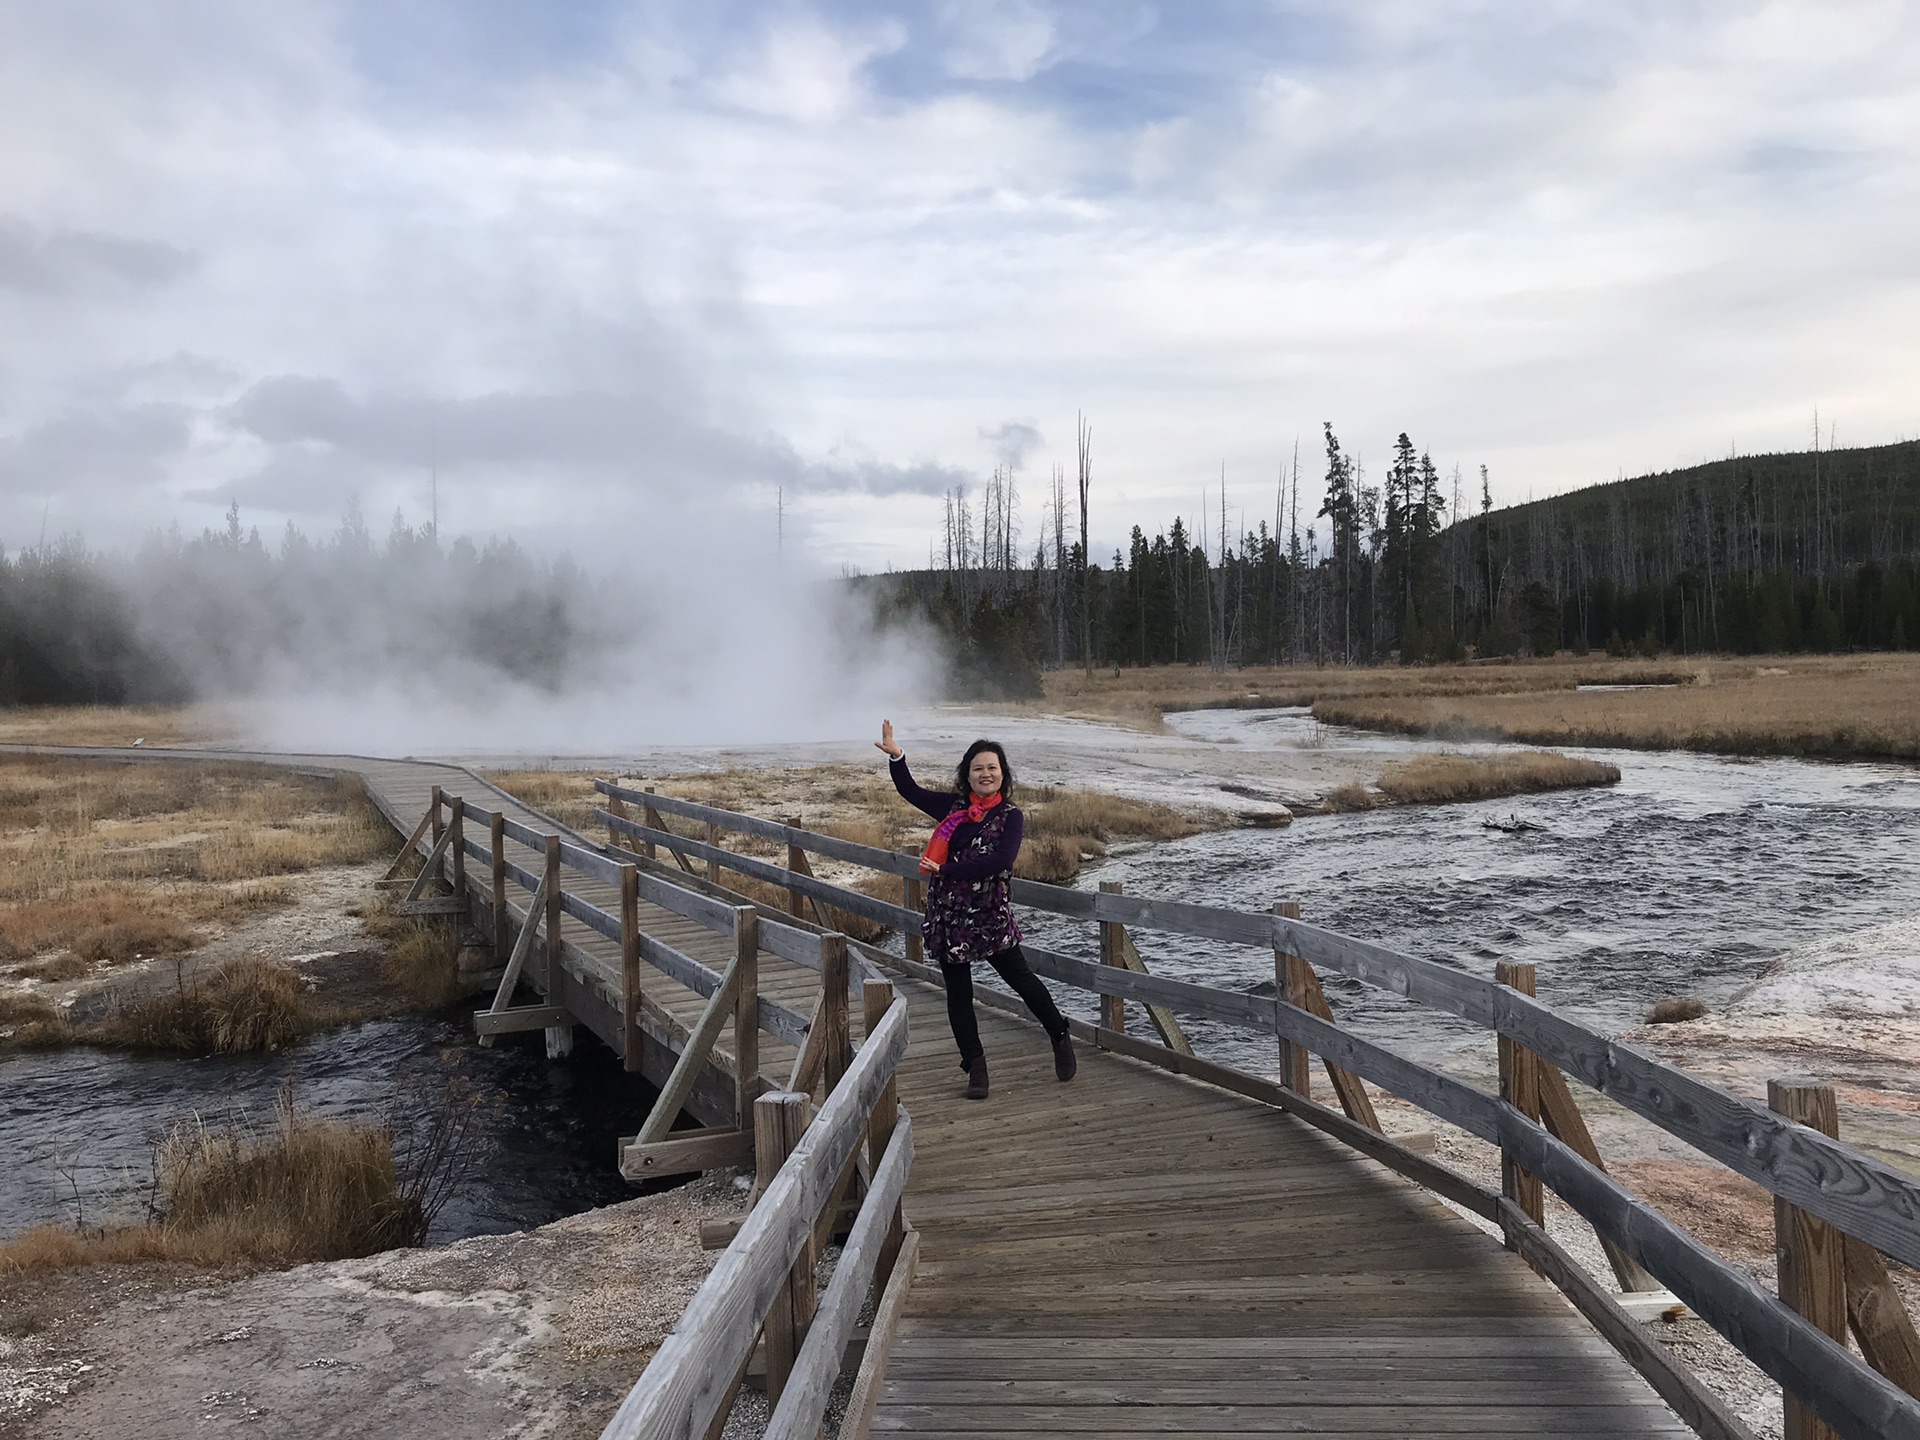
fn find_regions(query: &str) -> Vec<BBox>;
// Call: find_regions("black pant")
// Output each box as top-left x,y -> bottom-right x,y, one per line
942,945 -> 1068,1067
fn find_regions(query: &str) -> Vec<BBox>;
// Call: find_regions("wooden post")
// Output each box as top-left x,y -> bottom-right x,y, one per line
755,1091 -> 808,1404
1098,881 -> 1126,1039
732,907 -> 760,1127
1273,901 -> 1311,1094
820,935 -> 852,1091
1770,1079 -> 1847,1440
641,786 -> 659,862
706,819 -> 722,882
905,875 -> 925,966
447,797 -> 465,909
543,834 -> 572,1059
621,863 -> 641,1074
784,819 -> 807,918
864,980 -> 905,1282
489,811 -> 507,962
607,793 -> 627,851
427,784 -> 444,887
1497,961 -> 1544,1227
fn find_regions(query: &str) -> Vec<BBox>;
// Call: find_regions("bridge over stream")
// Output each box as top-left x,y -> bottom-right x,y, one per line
17,744 -> 1920,1440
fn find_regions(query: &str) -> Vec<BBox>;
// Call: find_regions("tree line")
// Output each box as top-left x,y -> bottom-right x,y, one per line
871,432 -> 1920,696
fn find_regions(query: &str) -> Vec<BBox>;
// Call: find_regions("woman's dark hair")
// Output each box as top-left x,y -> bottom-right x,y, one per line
956,739 -> 1014,799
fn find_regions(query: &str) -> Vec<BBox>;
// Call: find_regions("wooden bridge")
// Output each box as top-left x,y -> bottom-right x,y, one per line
18,743 -> 1920,1440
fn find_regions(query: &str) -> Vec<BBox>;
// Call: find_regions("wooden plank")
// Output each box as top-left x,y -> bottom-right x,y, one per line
1496,1198 -> 1760,1440
1288,956 -> 1380,1131
1116,933 -> 1192,1056
620,1125 -> 755,1181
473,1005 -> 569,1036
402,817 -> 457,902
1273,901 -> 1309,1093
767,1116 -> 915,1440
1497,962 -> 1544,1228
758,1091 -> 806,1405
1535,1055 -> 1661,1293
1770,1080 -> 1848,1440
864,980 -> 906,1281
1098,881 -> 1126,1037
1846,1236 -> 1920,1400
841,1228 -> 920,1440
376,803 -> 434,882
477,865 -> 550,1047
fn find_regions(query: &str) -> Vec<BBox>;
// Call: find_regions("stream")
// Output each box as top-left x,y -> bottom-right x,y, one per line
1019,708 -> 1920,1078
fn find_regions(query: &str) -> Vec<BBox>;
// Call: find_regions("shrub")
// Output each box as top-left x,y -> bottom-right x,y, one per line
90,957 -> 321,1053
1646,995 -> 1708,1024
382,923 -> 464,1010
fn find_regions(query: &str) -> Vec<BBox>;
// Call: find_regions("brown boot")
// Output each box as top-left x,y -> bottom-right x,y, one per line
964,1056 -> 989,1100
1053,1032 -> 1077,1081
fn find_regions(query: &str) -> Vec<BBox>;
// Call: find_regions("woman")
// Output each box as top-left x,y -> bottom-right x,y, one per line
876,719 -> 1076,1100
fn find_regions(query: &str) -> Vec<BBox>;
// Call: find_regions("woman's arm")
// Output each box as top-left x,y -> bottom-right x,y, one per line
888,754 -> 957,822
938,809 -> 1024,882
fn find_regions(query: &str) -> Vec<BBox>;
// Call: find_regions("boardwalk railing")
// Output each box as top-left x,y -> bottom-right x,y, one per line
594,780 -> 1920,1440
598,984 -> 917,1440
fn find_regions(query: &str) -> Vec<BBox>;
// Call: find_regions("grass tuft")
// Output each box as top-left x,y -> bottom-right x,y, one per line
88,957 -> 325,1054
1374,751 -> 1620,805
0,992 -> 73,1047
382,922 -> 464,1010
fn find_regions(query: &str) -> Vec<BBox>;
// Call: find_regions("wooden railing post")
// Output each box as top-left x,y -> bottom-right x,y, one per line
864,981 -> 905,1282
1770,1079 -> 1847,1440
447,797 -> 465,907
733,907 -> 760,1127
784,819 -> 807,918
607,793 -> 628,852
706,819 -> 722,882
640,786 -> 659,861
543,834 -> 572,1059
429,783 -> 443,848
1098,881 -> 1126,1039
1273,901 -> 1310,1094
755,1090 -> 811,1405
621,862 -> 642,1074
904,874 -> 925,966
489,811 -> 507,961
1497,961 -> 1544,1227
820,935 -> 852,1091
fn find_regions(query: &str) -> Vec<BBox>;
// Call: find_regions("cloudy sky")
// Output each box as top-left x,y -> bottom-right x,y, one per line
3,1 -> 1918,571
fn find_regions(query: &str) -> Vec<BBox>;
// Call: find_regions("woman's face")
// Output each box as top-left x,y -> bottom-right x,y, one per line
967,750 -> 1004,797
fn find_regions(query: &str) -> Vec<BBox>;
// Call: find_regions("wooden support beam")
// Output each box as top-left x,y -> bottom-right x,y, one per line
732,907 -> 760,1130
1098,880 -> 1126,1038
1846,1235 -> 1920,1400
1497,961 -> 1545,1228
621,862 -> 642,1074
636,952 -> 746,1147
755,1091 -> 808,1405
476,865 -> 550,1048
819,935 -> 852,1091
620,1125 -> 754,1181
489,811 -> 507,961
377,804 -> 434,883
1271,928 -> 1381,1132
473,1005 -> 569,1037
1273,901 -> 1310,1094
1535,1054 -> 1663,1294
1770,1079 -> 1850,1440
1114,933 -> 1194,1057
543,833 -> 571,1058
903,874 -> 924,966
447,796 -> 465,905
402,817 -> 457,903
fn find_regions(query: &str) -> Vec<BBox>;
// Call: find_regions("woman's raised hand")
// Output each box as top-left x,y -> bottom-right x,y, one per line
876,719 -> 903,760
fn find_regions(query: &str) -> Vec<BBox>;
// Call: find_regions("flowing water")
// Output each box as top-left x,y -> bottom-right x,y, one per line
1019,708 -> 1920,1078
0,1008 -> 663,1241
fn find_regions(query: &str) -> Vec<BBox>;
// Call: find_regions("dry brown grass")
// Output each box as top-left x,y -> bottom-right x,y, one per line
0,991 -> 72,1046
0,1097 -> 422,1274
381,921 -> 465,1010
1309,654 -> 1920,760
1028,656 -> 1705,732
0,703 -> 235,749
0,757 -> 393,982
85,956 -> 328,1054
1647,995 -> 1710,1024
1374,751 -> 1620,805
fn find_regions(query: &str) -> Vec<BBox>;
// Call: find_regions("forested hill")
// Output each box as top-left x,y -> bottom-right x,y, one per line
862,434 -> 1920,697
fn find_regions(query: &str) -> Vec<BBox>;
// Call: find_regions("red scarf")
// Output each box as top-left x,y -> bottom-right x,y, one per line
921,792 -> 1002,871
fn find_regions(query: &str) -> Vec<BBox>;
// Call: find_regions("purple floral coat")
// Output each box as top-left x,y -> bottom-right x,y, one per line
889,756 -> 1024,966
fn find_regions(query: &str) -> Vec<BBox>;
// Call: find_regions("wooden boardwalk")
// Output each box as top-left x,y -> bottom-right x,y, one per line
17,745 -> 1695,1437
874,983 -> 1688,1438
